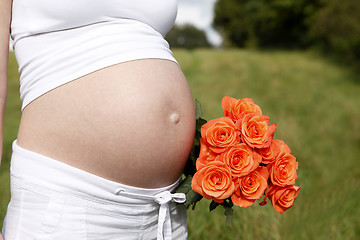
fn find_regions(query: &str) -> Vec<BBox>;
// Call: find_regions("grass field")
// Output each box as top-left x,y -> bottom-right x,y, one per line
1,49 -> 360,239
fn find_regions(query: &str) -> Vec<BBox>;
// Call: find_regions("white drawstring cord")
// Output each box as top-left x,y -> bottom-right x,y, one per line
113,189 -> 186,240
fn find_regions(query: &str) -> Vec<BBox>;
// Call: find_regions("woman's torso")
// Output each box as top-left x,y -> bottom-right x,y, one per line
12,0 -> 196,188
17,59 -> 196,188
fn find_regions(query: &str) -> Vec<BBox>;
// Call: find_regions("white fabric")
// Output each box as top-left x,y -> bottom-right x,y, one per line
113,190 -> 186,240
2,141 -> 188,240
10,0 -> 178,110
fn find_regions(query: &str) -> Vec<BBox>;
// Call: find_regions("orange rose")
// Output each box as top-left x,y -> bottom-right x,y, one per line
267,152 -> 298,187
236,113 -> 277,149
260,184 -> 301,214
201,117 -> 239,154
216,143 -> 262,177
191,161 -> 235,203
196,139 -> 218,170
222,96 -> 262,122
257,139 -> 291,164
231,166 -> 268,207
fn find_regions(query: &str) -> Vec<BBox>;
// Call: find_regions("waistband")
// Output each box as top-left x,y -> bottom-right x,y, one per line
10,140 -> 186,240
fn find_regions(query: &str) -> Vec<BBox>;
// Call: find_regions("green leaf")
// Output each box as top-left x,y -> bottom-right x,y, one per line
195,99 -> 203,120
192,201 -> 198,210
210,200 -> 220,211
196,117 -> 207,131
224,206 -> 234,228
173,176 -> 193,194
221,198 -> 234,208
185,189 -> 203,208
183,149 -> 197,176
172,176 -> 203,208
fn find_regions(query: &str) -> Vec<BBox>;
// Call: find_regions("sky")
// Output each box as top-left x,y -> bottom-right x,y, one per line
176,0 -> 222,46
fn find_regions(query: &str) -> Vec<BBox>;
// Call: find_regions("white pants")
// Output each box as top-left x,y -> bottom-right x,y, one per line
2,141 -> 188,240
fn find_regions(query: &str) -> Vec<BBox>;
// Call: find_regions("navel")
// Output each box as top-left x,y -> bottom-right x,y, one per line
170,112 -> 180,124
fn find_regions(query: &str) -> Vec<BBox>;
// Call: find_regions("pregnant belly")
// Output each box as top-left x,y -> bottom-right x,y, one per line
17,59 -> 196,188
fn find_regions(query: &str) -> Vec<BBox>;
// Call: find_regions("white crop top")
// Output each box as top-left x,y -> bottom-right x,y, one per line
11,0 -> 178,110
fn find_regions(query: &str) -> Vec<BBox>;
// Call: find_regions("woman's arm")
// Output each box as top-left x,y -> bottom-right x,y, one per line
0,0 -> 12,169
0,1 -> 11,238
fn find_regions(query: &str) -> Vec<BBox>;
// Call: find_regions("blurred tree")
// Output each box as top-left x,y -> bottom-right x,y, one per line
166,24 -> 212,49
213,0 -> 323,48
310,0 -> 360,61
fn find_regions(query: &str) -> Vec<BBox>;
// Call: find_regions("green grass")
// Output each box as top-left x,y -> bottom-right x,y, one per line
0,51 -> 21,227
1,49 -> 360,239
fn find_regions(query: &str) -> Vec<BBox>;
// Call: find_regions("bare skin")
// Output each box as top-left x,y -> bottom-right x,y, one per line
0,1 -> 11,238
17,59 -> 196,188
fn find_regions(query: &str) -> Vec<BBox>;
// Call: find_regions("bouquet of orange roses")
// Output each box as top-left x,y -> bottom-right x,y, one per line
174,96 -> 300,225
